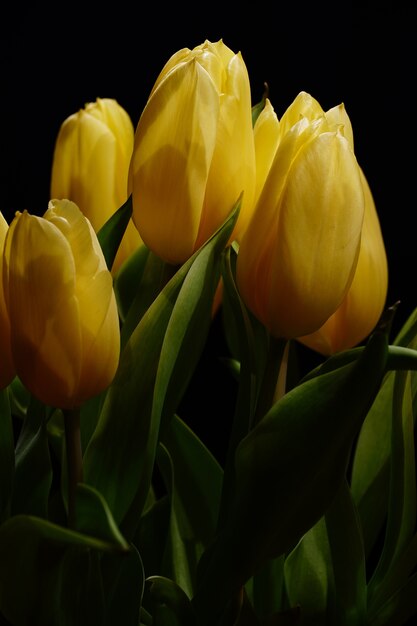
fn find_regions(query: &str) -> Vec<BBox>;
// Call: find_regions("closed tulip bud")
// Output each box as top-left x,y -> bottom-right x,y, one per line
50,97 -> 141,273
3,200 -> 120,409
129,39 -> 256,265
0,212 -> 15,388
236,92 -> 366,339
298,168 -> 388,355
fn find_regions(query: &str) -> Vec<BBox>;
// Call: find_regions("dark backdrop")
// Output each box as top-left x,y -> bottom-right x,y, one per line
1,1 -> 415,448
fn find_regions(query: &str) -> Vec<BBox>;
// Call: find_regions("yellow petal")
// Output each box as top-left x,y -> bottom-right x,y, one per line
266,131 -> 364,338
130,59 -> 219,264
198,51 -> 256,247
325,103 -> 354,149
253,98 -> 280,207
299,168 -> 388,354
279,91 -> 324,135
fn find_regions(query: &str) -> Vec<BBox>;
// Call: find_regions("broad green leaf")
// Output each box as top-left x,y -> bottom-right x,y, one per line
101,544 -> 145,626
97,194 -> 133,271
192,327 -> 388,625
157,444 -> 195,598
119,250 -> 177,350
0,389 -> 13,521
83,201 -> 239,536
218,245 -> 269,528
367,369 -> 416,613
250,555 -> 286,619
11,396 -> 52,517
161,414 -> 223,547
324,479 -> 367,625
284,517 -> 332,623
350,373 -> 394,556
351,306 -> 417,559
75,483 -> 129,551
143,575 -> 197,626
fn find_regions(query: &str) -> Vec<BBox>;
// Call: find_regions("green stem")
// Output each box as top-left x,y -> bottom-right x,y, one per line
63,407 -> 83,529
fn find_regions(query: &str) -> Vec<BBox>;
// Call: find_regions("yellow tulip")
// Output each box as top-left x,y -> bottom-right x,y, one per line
298,168 -> 388,354
50,97 -> 141,273
3,200 -> 120,409
236,92 -> 366,339
129,39 -> 256,265
0,212 -> 15,388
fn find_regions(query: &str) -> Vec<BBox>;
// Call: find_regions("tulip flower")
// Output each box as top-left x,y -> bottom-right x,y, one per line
3,199 -> 120,409
298,169 -> 388,355
129,39 -> 256,265
0,212 -> 15,388
50,97 -> 141,273
236,92 -> 366,339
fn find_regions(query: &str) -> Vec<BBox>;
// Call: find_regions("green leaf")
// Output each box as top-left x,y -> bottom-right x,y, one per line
368,572 -> 417,626
161,414 -> 223,548
284,517 -> 332,622
97,194 -> 133,271
156,418 -> 224,598
75,483 -> 129,551
0,515 -> 130,625
157,443 -> 195,598
113,242 -> 151,322
102,544 -> 145,626
83,200 -> 239,536
350,306 -> 417,560
119,249 -> 176,349
143,575 -> 197,626
0,389 -> 14,522
6,376 -> 30,419
250,555 -> 286,619
324,479 -> 367,625
11,396 -> 52,517
217,245 -> 269,528
367,369 -> 416,614
192,327 -> 388,625
134,495 -> 171,578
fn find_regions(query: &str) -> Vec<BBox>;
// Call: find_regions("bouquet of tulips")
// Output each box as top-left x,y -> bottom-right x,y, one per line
1,39 -> 417,626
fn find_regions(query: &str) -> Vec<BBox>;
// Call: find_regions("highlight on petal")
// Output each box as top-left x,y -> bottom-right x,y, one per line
253,98 -> 280,207
198,51 -> 256,247
298,168 -> 388,354
130,59 -> 219,264
266,131 -> 364,338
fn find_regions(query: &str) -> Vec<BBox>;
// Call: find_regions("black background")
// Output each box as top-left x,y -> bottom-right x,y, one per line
1,1 -> 416,455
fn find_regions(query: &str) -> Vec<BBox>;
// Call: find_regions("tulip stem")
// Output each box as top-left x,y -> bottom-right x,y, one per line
253,336 -> 289,427
63,407 -> 83,529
